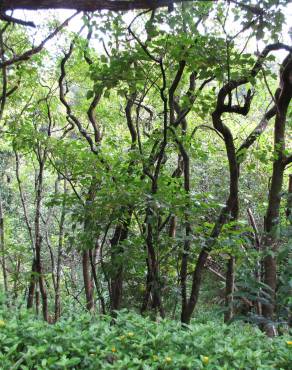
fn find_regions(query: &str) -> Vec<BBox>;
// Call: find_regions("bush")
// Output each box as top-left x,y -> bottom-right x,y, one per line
0,309 -> 291,369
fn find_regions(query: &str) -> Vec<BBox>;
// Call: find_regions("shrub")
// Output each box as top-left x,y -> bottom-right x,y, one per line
0,309 -> 291,369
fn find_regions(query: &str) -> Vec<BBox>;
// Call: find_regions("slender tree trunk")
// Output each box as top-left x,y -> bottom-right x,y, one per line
286,175 -> 292,327
110,220 -> 130,311
0,198 -> 8,294
35,288 -> 40,316
262,166 -> 284,336
109,95 -> 137,312
89,244 -> 106,314
224,256 -> 235,322
247,208 -> 262,316
181,112 -> 239,324
181,249 -> 209,323
286,175 -> 292,223
168,215 -> 176,238
54,180 -> 67,321
82,250 -> 94,311
27,258 -> 37,309
35,160 -> 49,321
13,257 -> 21,301
141,208 -> 165,318
82,181 -> 96,311
15,151 -> 37,310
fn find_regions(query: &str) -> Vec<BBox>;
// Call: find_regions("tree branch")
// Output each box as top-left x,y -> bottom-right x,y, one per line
0,12 -> 35,27
0,11 -> 79,68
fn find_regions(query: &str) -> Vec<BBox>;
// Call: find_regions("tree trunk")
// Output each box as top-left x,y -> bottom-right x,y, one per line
247,207 -> 262,316
0,0 -> 187,12
0,198 -> 8,294
262,53 -> 292,337
286,175 -> 292,223
82,250 -> 94,311
89,245 -> 106,314
82,180 -> 97,311
286,175 -> 292,327
54,180 -> 67,321
27,258 -> 37,309
110,220 -> 130,311
34,161 -> 49,322
224,256 -> 235,322
141,208 -> 165,318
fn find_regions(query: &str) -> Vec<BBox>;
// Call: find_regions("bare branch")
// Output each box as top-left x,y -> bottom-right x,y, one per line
0,12 -> 36,27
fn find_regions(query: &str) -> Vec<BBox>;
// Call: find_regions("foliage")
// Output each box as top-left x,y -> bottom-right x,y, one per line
0,1 -> 291,366
0,308 -> 291,369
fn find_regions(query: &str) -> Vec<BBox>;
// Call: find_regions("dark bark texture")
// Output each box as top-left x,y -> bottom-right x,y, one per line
0,0 -> 186,11
262,53 -> 292,336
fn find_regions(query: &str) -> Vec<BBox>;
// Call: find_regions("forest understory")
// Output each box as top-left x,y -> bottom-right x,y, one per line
0,0 -> 291,369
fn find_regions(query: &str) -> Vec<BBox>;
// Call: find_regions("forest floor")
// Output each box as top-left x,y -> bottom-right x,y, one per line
0,308 -> 291,369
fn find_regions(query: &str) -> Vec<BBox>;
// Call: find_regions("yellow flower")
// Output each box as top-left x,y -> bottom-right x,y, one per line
127,332 -> 134,337
165,356 -> 172,363
153,355 -> 158,361
202,356 -> 209,365
0,320 -> 5,327
286,341 -> 292,346
111,347 -> 117,353
119,335 -> 126,341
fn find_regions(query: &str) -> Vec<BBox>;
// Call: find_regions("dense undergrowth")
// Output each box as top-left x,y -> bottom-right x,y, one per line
0,308 -> 291,370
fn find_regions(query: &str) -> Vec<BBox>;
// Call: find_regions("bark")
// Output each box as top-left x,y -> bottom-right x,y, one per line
35,288 -> 40,316
0,29 -> 8,294
82,250 -> 94,311
262,53 -> 292,336
141,207 -> 165,318
35,161 -> 49,321
0,0 -> 267,16
0,0 -> 190,11
0,24 -> 8,122
0,198 -> 8,293
89,245 -> 106,314
168,216 -> 177,238
287,175 -> 292,327
54,180 -> 67,321
247,208 -> 262,315
287,175 -> 292,223
13,257 -> 21,301
27,259 -> 37,309
110,221 -> 130,311
82,180 -> 97,311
